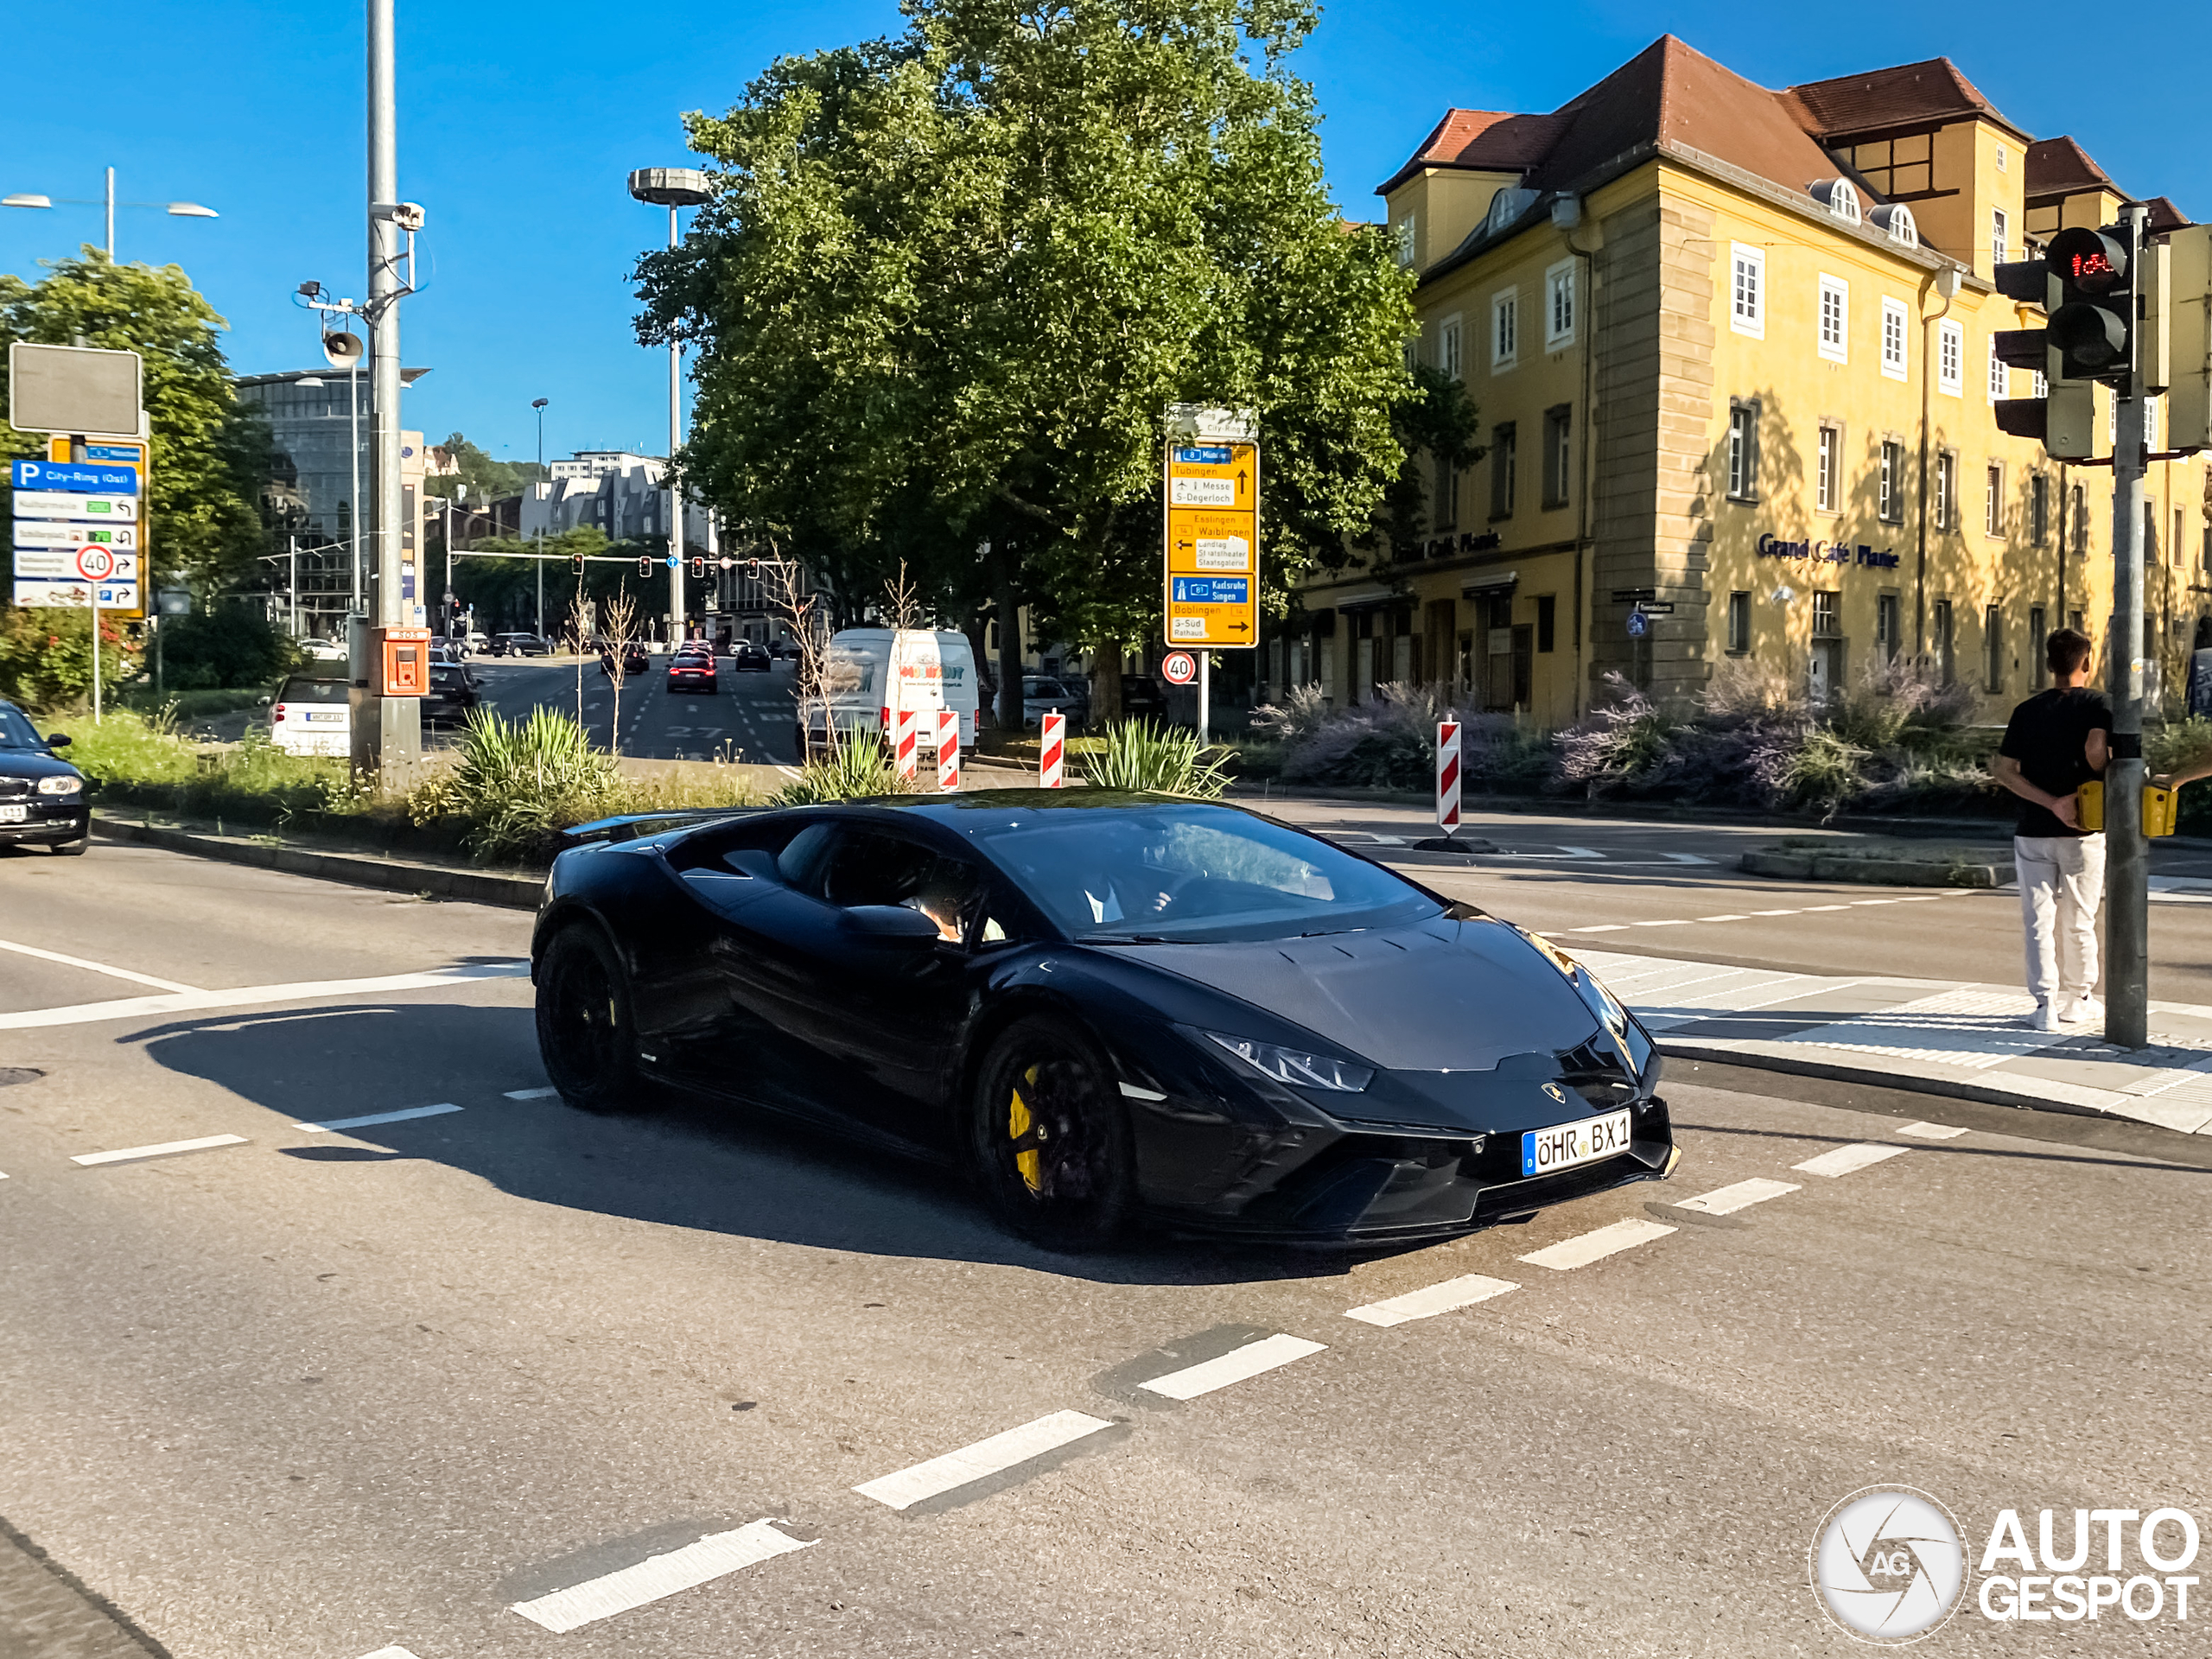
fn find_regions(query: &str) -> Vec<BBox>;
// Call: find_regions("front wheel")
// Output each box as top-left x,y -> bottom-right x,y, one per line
536,923 -> 650,1114
969,1015 -> 1135,1251
52,835 -> 88,857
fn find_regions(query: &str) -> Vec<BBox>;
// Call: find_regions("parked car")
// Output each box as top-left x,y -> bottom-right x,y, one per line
1120,674 -> 1167,721
422,662 -> 481,725
0,700 -> 89,856
466,631 -> 490,652
270,676 -> 353,756
492,632 -> 552,658
766,636 -> 799,660
299,637 -> 348,665
668,649 -> 719,695
1022,675 -> 1089,728
802,628 -> 982,756
733,640 -> 771,673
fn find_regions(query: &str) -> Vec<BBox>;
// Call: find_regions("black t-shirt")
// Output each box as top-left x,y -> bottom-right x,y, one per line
1999,687 -> 2113,838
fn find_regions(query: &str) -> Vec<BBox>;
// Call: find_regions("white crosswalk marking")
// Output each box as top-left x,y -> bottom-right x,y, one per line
854,1411 -> 1114,1509
1344,1274 -> 1519,1327
1138,1335 -> 1327,1399
1793,1142 -> 1911,1178
1517,1217 -> 1675,1270
509,1520 -> 815,1632
1896,1121 -> 1968,1140
1673,1177 -> 1799,1215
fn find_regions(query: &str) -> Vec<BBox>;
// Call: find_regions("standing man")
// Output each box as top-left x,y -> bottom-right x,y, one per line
1992,628 -> 2111,1032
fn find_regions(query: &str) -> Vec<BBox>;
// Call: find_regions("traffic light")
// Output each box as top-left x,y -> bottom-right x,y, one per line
571,553 -> 585,575
1991,230 -> 2138,460
744,557 -> 760,579
638,556 -> 652,577
690,556 -> 706,578
2157,225 -> 2212,450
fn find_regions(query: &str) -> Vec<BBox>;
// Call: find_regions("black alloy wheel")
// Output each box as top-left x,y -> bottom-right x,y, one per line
535,924 -> 647,1114
970,1015 -> 1135,1251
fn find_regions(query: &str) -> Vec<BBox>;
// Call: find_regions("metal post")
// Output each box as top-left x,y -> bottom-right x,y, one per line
289,534 -> 299,638
105,166 -> 114,261
89,582 -> 101,725
1197,652 -> 1209,746
2107,207 -> 2152,1048
363,0 -> 418,769
348,362 -> 362,608
667,203 -> 684,645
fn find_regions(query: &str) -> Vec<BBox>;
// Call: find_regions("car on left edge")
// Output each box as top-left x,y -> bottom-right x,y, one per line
0,700 -> 91,856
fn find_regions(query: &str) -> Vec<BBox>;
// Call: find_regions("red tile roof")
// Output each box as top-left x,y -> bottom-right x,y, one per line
1783,57 -> 2028,144
2025,136 -> 2116,201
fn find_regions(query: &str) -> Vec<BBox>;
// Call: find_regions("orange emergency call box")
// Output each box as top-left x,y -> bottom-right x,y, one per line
375,626 -> 432,697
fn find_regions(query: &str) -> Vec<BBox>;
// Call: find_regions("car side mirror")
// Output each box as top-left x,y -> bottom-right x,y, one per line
844,904 -> 944,943
45,732 -> 71,747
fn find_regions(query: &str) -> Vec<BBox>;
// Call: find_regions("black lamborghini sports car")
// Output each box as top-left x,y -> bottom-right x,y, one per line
531,791 -> 1676,1249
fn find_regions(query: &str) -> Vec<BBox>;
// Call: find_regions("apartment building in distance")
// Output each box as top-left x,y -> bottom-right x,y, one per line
1287,36 -> 2209,727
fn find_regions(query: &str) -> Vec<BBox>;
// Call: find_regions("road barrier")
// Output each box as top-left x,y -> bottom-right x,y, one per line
1040,711 -> 1065,789
893,708 -> 920,781
1436,719 -> 1461,834
936,709 -> 960,791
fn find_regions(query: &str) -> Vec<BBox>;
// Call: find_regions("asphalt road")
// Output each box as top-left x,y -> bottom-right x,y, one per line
3,842 -> 2209,1657
463,652 -> 801,766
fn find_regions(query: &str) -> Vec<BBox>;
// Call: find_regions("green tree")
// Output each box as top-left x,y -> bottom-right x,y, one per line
0,249 -> 267,597
0,606 -> 139,710
453,525 -> 652,633
638,0 -> 1419,722
432,431 -> 547,504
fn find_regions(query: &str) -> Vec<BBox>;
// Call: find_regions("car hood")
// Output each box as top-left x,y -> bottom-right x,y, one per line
1096,917 -> 1600,1071
0,748 -> 81,783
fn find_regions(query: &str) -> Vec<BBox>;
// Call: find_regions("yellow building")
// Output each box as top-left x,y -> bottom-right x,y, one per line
1288,37 -> 2209,727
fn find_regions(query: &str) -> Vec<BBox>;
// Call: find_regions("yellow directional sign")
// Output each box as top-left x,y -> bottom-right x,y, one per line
1163,440 -> 1258,647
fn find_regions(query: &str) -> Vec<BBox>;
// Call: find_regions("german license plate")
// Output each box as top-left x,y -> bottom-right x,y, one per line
1521,1108 -> 1633,1176
0,804 -> 25,823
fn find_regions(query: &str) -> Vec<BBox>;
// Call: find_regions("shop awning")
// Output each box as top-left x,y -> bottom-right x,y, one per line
1461,569 -> 1519,594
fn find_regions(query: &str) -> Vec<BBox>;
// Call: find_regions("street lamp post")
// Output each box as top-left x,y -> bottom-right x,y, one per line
627,167 -> 711,647
533,397 -> 549,639
3,168 -> 218,260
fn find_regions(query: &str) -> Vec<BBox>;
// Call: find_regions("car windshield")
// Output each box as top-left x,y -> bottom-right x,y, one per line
825,650 -> 875,698
278,678 -> 350,705
1025,678 -> 1065,697
0,707 -> 46,749
972,802 -> 1437,944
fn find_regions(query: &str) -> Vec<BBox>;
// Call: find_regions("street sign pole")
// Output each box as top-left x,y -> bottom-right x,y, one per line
2107,203 -> 2152,1049
1162,406 -> 1259,746
1197,653 -> 1209,747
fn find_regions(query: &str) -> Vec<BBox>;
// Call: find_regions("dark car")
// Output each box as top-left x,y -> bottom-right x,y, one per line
1120,674 -> 1167,720
422,662 -> 481,725
766,637 -> 800,661
530,792 -> 1674,1249
733,641 -> 771,673
668,649 -> 719,694
602,644 -> 651,678
493,632 -> 553,658
0,701 -> 90,856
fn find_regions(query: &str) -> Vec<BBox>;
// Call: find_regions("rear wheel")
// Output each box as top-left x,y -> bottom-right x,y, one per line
536,924 -> 649,1114
969,1015 -> 1135,1251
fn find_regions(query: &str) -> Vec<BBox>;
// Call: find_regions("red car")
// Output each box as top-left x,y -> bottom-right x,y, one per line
667,648 -> 719,694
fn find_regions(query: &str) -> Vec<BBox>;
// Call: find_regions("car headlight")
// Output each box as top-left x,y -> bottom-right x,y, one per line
37,775 -> 82,795
1204,1031 -> 1373,1093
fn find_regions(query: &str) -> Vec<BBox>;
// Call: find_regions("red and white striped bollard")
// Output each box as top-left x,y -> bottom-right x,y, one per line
1436,719 -> 1461,836
893,708 -> 919,781
1039,710 -> 1065,789
936,709 -> 960,791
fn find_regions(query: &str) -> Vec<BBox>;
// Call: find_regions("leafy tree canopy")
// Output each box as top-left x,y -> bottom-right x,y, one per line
0,249 -> 266,597
429,432 -> 546,504
636,0 -> 1421,658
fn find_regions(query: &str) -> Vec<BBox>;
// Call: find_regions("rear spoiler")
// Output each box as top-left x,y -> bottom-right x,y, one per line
558,806 -> 765,849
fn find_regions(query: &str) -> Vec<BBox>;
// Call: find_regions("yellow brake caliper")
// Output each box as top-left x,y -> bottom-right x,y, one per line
1010,1064 -> 1043,1193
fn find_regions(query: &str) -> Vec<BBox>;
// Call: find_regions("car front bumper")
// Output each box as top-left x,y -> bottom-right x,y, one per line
0,799 -> 91,844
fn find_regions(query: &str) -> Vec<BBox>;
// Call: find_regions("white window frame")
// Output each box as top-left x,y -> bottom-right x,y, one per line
1392,214 -> 1417,269
1817,275 -> 1849,364
1987,338 -> 2008,403
1992,207 -> 2008,266
1985,462 -> 2004,537
1816,425 -> 1840,513
1937,319 -> 1963,397
1435,312 -> 1463,382
1880,297 -> 1910,382
1730,243 -> 1765,339
1995,143 -> 2008,173
1543,258 -> 1576,349
1491,288 -> 1519,372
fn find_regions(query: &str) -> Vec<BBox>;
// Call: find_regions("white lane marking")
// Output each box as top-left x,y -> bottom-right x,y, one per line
508,1519 -> 815,1633
1633,918 -> 1694,928
1518,1217 -> 1676,1270
853,1410 -> 1114,1510
503,1086 -> 558,1101
73,1133 -> 248,1167
1851,899 -> 1900,906
1569,924 -> 1630,933
1896,1121 -> 1969,1140
1748,908 -> 1800,916
1793,1142 -> 1912,1178
1698,914 -> 1751,922
1138,1334 -> 1328,1400
1674,1177 -> 1800,1215
0,962 -> 531,1032
1801,904 -> 1853,912
356,1648 -> 424,1659
0,936 -> 200,994
295,1103 -> 460,1133
1345,1274 -> 1519,1327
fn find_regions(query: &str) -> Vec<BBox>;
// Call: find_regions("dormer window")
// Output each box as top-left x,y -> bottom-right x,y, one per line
1808,179 -> 1862,226
1869,203 -> 1919,248
1484,187 -> 1539,237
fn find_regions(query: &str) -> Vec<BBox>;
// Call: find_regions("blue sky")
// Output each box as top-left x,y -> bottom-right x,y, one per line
3,1 -> 2205,470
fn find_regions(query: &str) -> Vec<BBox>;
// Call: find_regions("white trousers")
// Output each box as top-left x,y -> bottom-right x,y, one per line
2014,834 -> 2106,1007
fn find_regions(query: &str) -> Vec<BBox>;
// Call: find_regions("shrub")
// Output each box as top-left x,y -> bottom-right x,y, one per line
0,606 -> 140,711
1277,683 -> 1454,790
1248,683 -> 1334,743
771,739 -> 911,805
153,608 -> 298,690
413,708 -> 629,861
1700,656 -> 1800,724
1776,727 -> 1871,818
1084,719 -> 1233,798
1557,673 -> 1679,793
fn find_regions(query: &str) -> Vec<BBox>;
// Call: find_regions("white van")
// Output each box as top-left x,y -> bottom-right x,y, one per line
803,628 -> 980,756
270,676 -> 353,757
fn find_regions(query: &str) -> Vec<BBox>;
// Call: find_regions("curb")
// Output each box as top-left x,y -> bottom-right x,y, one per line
92,815 -> 543,909
1737,849 -> 2015,888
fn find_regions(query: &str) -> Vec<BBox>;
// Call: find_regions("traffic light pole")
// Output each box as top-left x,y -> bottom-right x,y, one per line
2106,203 -> 2151,1050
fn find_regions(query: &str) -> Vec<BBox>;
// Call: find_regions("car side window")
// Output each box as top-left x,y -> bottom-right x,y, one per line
821,829 -> 989,944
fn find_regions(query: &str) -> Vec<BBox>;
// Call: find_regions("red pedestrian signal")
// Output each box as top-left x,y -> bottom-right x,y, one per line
638,556 -> 652,577
571,554 -> 585,575
690,556 -> 706,578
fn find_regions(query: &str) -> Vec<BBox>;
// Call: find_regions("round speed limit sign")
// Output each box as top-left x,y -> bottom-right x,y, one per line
1161,651 -> 1198,685
75,544 -> 118,582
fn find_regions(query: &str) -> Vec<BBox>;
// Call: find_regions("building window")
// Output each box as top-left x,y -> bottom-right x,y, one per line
1881,298 -> 1909,381
1545,259 -> 1576,348
1988,340 -> 2008,402
1877,593 -> 1902,662
1816,425 -> 1840,513
1433,459 -> 1458,531
1996,143 -> 2009,173
1985,604 -> 2004,693
1933,598 -> 1955,684
1393,215 -> 1416,268
2034,368 -> 2048,399
1436,314 -> 1463,381
1541,405 -> 1572,508
2072,486 -> 2087,556
1727,590 -> 1751,655
1536,594 -> 1557,653
1727,403 -> 1759,501
1992,207 -> 2009,266
1818,276 -> 1849,363
1938,320 -> 1963,396
1985,462 -> 2004,536
2031,474 -> 2049,544
2030,606 -> 2047,672
1730,244 -> 1764,339
1491,289 -> 1519,371
1489,422 -> 1516,518
1813,591 -> 1840,637
1935,450 -> 1956,531
1878,440 -> 1904,524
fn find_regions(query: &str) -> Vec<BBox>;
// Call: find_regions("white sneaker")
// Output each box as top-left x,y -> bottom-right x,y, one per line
2062,995 -> 2104,1027
2024,1002 -> 2063,1033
